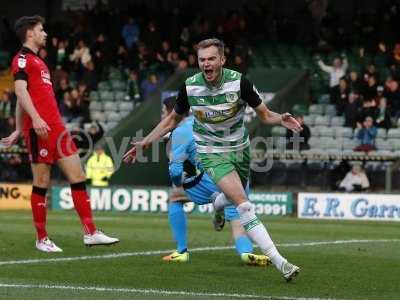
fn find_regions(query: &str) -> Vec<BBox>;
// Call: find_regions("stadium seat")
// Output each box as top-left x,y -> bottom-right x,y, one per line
91,111 -> 106,122
103,101 -> 119,112
119,102 -> 134,112
273,137 -> 287,150
318,126 -> 335,137
119,110 -> 130,118
89,101 -> 103,111
343,139 -> 358,150
99,91 -> 114,101
111,80 -> 126,91
271,126 -> 287,137
330,116 -> 345,127
105,122 -> 118,131
389,139 -> 400,151
317,94 -> 330,104
114,91 -> 127,101
387,128 -> 400,139
98,81 -> 111,91
324,105 -> 337,116
89,91 -> 100,101
309,104 -> 324,115
377,128 -> 387,139
314,115 -> 330,126
376,139 -> 393,151
335,127 -> 353,138
106,112 -> 121,122
303,115 -> 315,126
292,104 -> 309,116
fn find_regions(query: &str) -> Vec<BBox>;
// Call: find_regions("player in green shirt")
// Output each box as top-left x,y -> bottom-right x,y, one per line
124,38 -> 301,281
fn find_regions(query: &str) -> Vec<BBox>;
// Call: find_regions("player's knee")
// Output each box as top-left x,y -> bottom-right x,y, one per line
236,201 -> 255,216
33,174 -> 50,188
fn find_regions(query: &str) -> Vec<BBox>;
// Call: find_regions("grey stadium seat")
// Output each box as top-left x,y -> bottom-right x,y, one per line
309,104 -> 324,115
330,116 -> 345,127
106,112 -> 121,122
387,128 -> 400,139
324,104 -> 337,116
119,102 -> 134,112
335,127 -> 353,138
376,139 -> 393,151
314,115 -> 330,126
89,101 -> 103,111
103,101 -> 119,112
91,111 -> 106,122
99,91 -> 114,101
303,115 -> 315,126
377,128 -> 387,139
318,126 -> 335,137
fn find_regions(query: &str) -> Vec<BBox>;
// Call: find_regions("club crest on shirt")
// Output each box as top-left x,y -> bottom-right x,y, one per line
226,92 -> 238,103
39,148 -> 48,157
18,57 -> 26,68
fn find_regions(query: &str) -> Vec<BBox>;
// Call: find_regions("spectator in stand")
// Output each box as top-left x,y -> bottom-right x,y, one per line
1,154 -> 25,182
69,39 -> 92,69
286,115 -> 310,150
116,44 -> 132,69
56,40 -> 68,69
78,82 -> 91,123
338,164 -> 370,192
359,97 -> 377,121
126,70 -> 141,102
316,53 -> 348,94
72,121 -> 104,157
384,76 -> 400,115
331,78 -> 349,115
231,54 -> 249,75
91,33 -> 110,78
362,63 -> 380,83
344,92 -> 362,128
375,97 -> 392,129
55,78 -> 71,108
0,90 -> 16,118
187,53 -> 197,68
361,75 -> 378,100
81,61 -> 98,91
143,21 -> 161,59
121,17 -> 140,50
0,116 -> 16,137
348,71 -> 363,93
141,73 -> 161,99
354,116 -> 377,152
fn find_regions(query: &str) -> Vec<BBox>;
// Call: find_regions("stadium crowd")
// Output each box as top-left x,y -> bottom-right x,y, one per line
2,0 -> 400,187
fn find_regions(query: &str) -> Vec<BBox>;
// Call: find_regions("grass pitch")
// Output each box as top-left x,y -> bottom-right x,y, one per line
0,210 -> 398,300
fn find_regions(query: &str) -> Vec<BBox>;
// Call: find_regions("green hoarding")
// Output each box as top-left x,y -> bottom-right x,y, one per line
51,186 -> 293,216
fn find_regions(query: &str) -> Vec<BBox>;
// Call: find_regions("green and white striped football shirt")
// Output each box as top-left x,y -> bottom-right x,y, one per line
174,68 -> 262,153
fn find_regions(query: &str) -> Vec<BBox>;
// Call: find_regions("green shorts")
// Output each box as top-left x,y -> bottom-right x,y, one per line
197,147 -> 250,185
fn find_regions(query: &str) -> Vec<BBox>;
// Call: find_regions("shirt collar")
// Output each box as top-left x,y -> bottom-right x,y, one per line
21,46 -> 38,56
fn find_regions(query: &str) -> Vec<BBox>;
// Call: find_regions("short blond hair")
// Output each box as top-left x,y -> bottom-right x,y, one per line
196,38 -> 225,56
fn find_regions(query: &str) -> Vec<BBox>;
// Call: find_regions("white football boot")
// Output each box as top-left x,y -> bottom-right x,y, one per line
84,230 -> 119,247
282,261 -> 300,282
36,238 -> 63,252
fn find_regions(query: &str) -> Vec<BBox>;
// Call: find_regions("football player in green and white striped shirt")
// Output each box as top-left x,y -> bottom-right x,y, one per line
124,38 -> 302,281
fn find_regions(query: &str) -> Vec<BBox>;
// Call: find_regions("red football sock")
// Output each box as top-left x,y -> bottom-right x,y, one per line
31,186 -> 48,240
70,182 -> 96,235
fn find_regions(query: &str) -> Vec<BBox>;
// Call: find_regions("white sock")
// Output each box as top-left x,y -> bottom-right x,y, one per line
236,201 -> 287,272
212,192 -> 232,210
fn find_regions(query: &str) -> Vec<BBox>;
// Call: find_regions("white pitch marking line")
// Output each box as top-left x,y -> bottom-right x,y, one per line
0,283 -> 336,300
0,239 -> 398,266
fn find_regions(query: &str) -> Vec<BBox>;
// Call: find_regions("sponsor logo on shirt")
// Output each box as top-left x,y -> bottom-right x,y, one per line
41,70 -> 52,85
